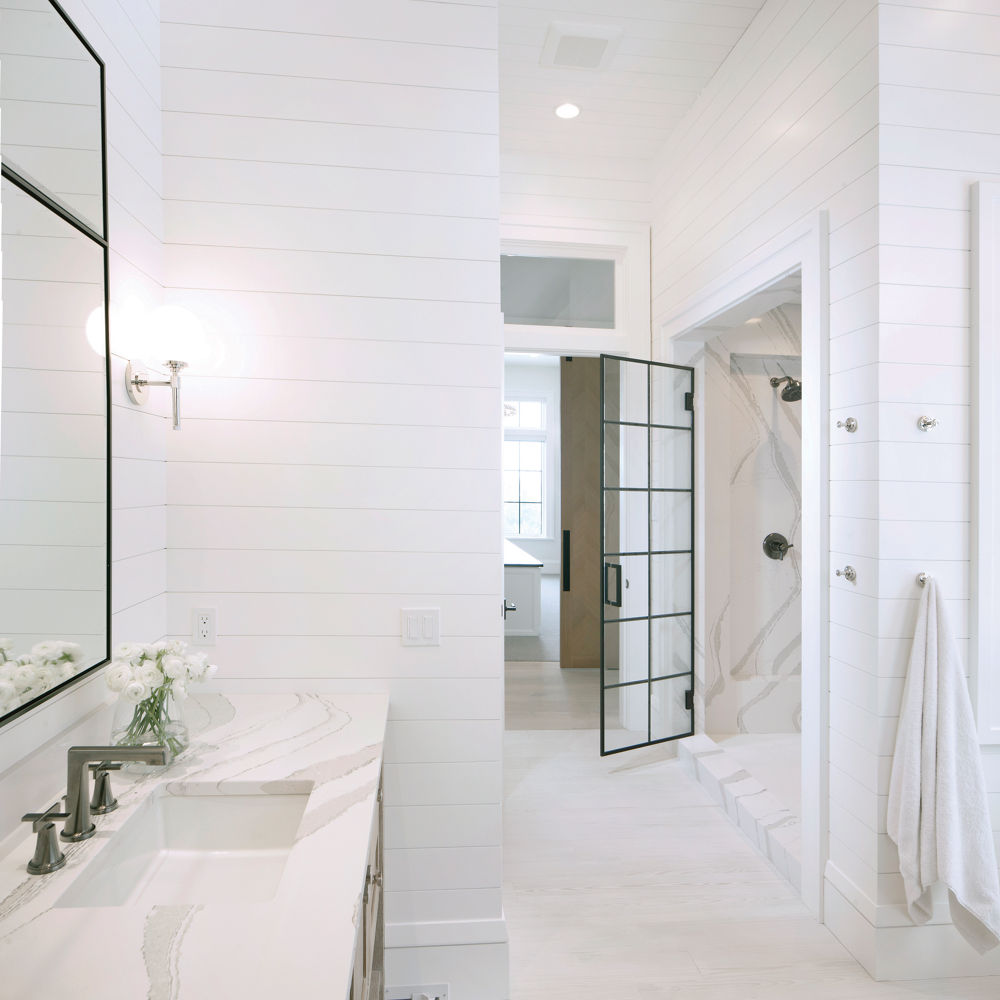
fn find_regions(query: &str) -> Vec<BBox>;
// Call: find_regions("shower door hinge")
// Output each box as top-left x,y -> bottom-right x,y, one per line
684,391 -> 693,412
684,689 -> 693,711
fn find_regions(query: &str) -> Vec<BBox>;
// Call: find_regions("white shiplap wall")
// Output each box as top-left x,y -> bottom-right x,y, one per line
851,0 -> 1000,978
501,150 -> 651,232
651,0 -> 882,963
0,0 -> 166,832
652,0 -> 1000,980
160,2 -> 505,995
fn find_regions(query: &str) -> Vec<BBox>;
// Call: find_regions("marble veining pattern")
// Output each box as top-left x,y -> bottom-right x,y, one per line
694,305 -> 803,735
143,905 -> 199,1000
0,691 -> 387,999
727,352 -> 801,733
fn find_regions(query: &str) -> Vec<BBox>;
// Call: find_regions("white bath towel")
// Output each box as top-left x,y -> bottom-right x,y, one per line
887,577 -> 1000,954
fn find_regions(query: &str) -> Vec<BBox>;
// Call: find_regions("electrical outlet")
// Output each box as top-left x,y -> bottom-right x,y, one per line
191,608 -> 216,646
385,986 -> 448,1000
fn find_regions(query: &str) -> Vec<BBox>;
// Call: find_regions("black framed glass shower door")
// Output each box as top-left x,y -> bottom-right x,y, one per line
600,355 -> 695,755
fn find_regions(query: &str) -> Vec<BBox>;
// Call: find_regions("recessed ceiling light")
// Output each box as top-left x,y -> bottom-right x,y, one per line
555,103 -> 580,120
745,317 -> 762,325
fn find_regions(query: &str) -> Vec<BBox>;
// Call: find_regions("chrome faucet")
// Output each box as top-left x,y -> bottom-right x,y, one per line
61,745 -> 171,842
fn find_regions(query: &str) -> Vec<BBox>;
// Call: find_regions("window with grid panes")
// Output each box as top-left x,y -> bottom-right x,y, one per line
502,398 -> 546,538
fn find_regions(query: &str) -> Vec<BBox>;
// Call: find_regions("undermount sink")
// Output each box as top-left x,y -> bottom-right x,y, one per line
56,783 -> 311,909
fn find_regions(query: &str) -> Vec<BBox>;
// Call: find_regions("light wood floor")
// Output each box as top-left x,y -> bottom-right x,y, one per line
504,660 -> 598,730
503,727 -> 1000,998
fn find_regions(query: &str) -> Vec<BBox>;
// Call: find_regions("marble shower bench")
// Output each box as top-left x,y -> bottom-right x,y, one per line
679,732 -> 802,892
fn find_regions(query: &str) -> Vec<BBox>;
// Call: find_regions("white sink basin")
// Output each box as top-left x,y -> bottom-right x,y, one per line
56,784 -> 311,908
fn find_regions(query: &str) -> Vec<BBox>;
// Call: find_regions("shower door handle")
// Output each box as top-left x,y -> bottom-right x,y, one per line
604,563 -> 622,608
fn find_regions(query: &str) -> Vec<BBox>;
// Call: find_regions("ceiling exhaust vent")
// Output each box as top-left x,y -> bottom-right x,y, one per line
540,22 -> 622,71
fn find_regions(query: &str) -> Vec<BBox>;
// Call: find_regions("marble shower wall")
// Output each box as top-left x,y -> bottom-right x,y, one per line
699,305 -> 802,735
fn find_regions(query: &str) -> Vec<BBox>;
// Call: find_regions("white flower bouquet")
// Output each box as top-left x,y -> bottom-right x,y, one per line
0,639 -> 84,714
106,640 -> 218,756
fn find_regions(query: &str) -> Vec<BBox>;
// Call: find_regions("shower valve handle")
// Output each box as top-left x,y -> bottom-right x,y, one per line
762,533 -> 793,561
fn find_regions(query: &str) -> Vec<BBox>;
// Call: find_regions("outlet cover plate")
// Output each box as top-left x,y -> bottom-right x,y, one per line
191,608 -> 216,646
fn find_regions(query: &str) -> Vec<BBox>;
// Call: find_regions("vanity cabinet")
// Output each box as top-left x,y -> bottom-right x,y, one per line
351,774 -> 384,1000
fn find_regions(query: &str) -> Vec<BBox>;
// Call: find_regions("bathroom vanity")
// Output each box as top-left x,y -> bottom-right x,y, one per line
0,691 -> 388,999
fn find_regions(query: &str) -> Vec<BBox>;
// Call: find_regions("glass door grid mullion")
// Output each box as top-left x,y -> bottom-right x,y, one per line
604,420 -> 691,431
606,669 -> 691,691
600,355 -> 695,756
646,365 -> 653,745
604,487 -> 691,493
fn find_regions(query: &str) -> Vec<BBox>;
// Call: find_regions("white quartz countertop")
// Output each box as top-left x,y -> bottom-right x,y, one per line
503,539 -> 542,567
0,691 -> 388,999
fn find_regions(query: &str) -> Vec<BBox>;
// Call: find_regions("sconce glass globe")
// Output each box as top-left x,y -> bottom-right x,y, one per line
147,305 -> 211,369
85,304 -> 109,357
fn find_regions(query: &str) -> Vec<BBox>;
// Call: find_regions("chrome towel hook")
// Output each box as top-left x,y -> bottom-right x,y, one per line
836,565 -> 857,584
917,416 -> 938,432
917,572 -> 928,586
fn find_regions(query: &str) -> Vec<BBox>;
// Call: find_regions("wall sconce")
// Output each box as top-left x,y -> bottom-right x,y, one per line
121,305 -> 207,430
125,360 -> 188,430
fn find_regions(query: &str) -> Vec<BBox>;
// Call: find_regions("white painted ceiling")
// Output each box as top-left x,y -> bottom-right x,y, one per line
499,0 -> 767,161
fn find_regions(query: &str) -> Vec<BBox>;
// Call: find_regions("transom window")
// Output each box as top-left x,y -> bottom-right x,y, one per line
503,398 -> 547,538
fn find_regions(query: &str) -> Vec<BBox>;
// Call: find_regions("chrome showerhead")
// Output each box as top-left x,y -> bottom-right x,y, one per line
769,375 -> 802,402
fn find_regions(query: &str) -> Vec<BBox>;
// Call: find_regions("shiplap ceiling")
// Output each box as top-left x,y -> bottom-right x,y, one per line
499,0 -> 767,161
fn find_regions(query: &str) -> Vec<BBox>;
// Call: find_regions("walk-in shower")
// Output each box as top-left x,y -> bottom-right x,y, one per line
769,374 -> 802,402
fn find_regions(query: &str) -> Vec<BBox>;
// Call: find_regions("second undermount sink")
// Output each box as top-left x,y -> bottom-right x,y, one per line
56,783 -> 311,909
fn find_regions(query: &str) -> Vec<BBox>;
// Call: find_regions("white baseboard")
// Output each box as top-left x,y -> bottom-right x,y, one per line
386,916 -> 508,949
824,870 -> 1000,980
386,931 -> 509,1000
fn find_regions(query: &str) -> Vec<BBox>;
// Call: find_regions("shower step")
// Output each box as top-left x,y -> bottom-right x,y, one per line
678,733 -> 801,892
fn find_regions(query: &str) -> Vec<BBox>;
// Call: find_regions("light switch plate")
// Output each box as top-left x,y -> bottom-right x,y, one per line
400,608 -> 440,646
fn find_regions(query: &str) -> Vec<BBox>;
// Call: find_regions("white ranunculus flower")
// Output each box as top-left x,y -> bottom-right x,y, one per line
136,663 -> 164,690
31,641 -> 60,659
203,663 -> 218,681
12,663 -> 36,692
34,665 -> 58,690
122,679 -> 150,704
56,662 -> 75,681
105,660 -> 133,692
115,642 -> 143,662
162,655 -> 186,679
173,681 -> 188,701
0,638 -> 13,651
0,679 -> 17,704
59,642 -> 83,663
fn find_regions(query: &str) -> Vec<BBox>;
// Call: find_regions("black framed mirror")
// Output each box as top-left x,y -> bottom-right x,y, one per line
0,0 -> 110,726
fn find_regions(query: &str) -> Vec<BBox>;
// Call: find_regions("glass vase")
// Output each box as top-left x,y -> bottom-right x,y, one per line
111,685 -> 189,759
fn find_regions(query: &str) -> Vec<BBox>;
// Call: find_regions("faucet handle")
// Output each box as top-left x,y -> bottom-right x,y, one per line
88,763 -> 122,815
22,802 -> 71,832
21,803 -> 71,875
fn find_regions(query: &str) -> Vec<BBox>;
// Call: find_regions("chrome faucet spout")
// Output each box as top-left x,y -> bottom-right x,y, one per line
61,745 -> 171,842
